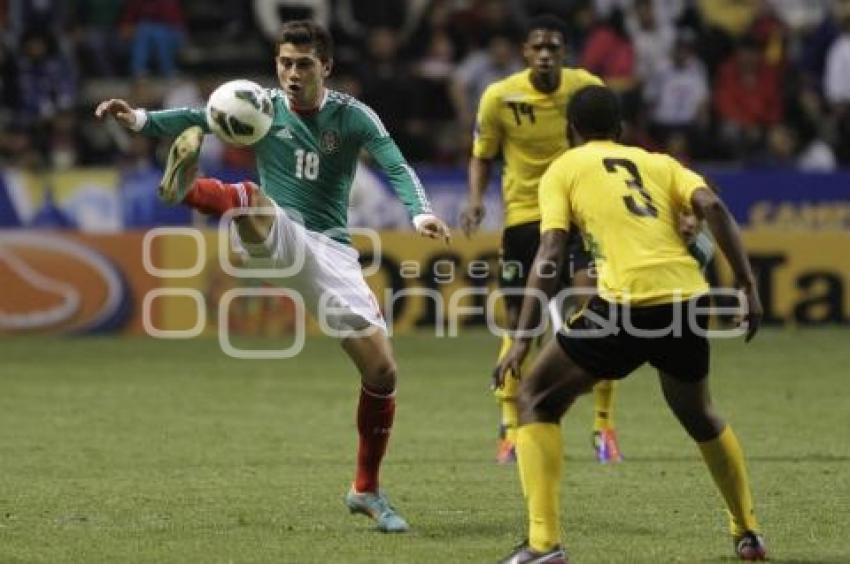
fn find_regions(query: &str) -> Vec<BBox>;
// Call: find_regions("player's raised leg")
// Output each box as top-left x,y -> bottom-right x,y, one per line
499,339 -> 598,564
658,371 -> 767,561
340,331 -> 409,533
157,125 -> 274,245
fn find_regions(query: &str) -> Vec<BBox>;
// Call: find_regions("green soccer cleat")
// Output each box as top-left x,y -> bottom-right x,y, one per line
344,488 -> 409,533
158,125 -> 203,205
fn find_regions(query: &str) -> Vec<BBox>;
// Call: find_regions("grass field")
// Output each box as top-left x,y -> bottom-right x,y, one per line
1,328 -> 848,563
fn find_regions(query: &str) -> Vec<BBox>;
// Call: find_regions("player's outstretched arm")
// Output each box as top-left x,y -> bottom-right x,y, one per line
94,99 -> 142,129
96,98 -> 209,137
494,228 -> 568,388
691,187 -> 762,342
460,156 -> 492,237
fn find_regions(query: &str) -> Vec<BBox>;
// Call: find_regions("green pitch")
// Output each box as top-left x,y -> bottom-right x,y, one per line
1,329 -> 848,563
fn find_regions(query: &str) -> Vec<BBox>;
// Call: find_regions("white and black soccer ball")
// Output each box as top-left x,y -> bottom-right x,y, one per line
206,79 -> 274,146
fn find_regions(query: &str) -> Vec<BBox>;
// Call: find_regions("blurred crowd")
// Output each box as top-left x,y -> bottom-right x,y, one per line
2,0 -> 850,172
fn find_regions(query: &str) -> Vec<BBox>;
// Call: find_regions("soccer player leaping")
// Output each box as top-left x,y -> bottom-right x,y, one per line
495,86 -> 766,563
95,20 -> 450,533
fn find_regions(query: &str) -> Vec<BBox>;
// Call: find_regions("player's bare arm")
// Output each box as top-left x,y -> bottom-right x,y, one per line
460,156 -> 493,237
494,228 -> 569,388
691,187 -> 762,342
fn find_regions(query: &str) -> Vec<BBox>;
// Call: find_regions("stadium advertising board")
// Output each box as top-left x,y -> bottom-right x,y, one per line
3,229 -> 849,337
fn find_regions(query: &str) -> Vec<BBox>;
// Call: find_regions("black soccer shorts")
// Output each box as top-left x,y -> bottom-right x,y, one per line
556,294 -> 711,382
499,221 -> 593,313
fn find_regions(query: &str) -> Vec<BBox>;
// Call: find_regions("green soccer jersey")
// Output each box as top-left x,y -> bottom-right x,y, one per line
139,88 -> 433,243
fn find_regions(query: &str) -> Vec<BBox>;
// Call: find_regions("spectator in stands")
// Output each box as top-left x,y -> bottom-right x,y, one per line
627,0 -> 675,84
506,0 -> 583,32
121,0 -> 185,78
825,1 -> 850,163
697,0 -> 760,39
334,0 -> 426,49
16,29 -> 76,126
824,8 -> 850,105
355,26 -> 430,161
413,29 -> 458,161
253,0 -> 330,47
714,37 -> 783,156
645,30 -> 709,153
767,0 -> 830,35
750,122 -> 837,171
6,0 -> 72,39
580,8 -> 636,93
0,34 -> 18,122
448,0 -> 519,56
450,30 -> 522,141
71,0 -> 127,77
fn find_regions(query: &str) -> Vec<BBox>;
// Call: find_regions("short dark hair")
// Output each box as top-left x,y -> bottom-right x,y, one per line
567,86 -> 622,140
525,14 -> 568,40
278,20 -> 334,61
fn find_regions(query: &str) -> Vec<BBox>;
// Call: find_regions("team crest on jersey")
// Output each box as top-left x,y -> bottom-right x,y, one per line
320,129 -> 341,153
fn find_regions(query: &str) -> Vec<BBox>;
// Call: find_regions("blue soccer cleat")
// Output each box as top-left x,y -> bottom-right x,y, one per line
344,488 -> 409,533
158,125 -> 203,205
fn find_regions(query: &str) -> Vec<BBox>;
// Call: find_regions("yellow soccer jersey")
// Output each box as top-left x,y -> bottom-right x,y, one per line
472,68 -> 603,227
539,140 -> 710,305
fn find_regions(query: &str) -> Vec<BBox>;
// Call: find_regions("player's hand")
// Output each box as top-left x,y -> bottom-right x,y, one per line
492,338 -> 532,390
415,214 -> 451,244
94,98 -> 138,128
459,202 -> 485,238
741,284 -> 762,343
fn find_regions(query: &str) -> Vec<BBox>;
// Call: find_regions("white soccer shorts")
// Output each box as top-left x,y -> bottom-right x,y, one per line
234,203 -> 386,335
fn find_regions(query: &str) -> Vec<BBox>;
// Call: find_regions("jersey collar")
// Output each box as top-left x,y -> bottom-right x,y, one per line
282,88 -> 328,115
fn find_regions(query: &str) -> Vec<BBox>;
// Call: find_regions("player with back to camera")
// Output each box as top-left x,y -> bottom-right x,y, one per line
95,20 -> 451,534
494,85 -> 767,563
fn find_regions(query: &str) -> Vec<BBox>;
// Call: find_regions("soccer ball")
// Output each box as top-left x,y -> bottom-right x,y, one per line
206,79 -> 274,146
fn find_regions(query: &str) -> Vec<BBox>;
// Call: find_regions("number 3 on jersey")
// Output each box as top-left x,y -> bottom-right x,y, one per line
603,158 -> 658,218
294,149 -> 319,180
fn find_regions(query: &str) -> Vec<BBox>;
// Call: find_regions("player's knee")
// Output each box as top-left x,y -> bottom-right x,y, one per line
517,385 -> 561,425
671,404 -> 724,442
364,361 -> 397,394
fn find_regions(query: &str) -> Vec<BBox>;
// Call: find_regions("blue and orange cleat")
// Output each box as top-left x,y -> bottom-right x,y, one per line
344,487 -> 409,533
735,531 -> 767,561
498,539 -> 568,564
592,429 -> 623,464
496,438 -> 517,464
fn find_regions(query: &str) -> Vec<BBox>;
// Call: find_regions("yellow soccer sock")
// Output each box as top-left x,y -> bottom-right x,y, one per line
517,423 -> 563,553
496,334 -> 519,443
592,379 -> 615,432
697,425 -> 760,537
